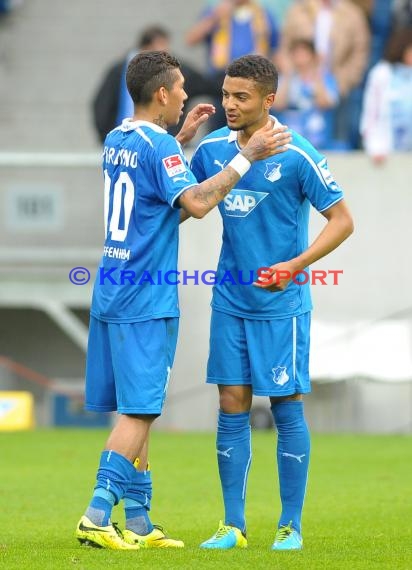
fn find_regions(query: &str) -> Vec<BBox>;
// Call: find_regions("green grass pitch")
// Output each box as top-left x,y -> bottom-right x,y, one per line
0,429 -> 411,569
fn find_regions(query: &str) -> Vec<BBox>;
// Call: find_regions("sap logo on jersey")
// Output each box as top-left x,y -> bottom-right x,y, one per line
162,154 -> 187,177
223,189 -> 269,217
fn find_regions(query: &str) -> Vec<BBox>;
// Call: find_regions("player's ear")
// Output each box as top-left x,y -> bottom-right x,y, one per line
264,93 -> 275,110
157,86 -> 168,106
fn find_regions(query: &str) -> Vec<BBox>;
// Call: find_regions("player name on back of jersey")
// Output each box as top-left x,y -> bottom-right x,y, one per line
103,246 -> 131,261
103,146 -> 138,168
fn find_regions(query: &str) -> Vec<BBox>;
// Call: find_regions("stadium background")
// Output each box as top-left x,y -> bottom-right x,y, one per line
0,0 -> 411,433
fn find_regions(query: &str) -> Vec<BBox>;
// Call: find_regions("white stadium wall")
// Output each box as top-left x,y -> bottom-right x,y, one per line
0,152 -> 411,432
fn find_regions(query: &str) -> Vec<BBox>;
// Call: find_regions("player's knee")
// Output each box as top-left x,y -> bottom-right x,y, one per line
219,386 -> 252,413
269,393 -> 303,405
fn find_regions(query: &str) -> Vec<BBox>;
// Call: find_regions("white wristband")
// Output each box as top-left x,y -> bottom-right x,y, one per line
228,153 -> 251,177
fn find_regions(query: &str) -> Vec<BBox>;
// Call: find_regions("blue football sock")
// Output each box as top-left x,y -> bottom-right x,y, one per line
271,401 -> 310,534
217,411 -> 251,533
124,464 -> 154,535
85,450 -> 135,527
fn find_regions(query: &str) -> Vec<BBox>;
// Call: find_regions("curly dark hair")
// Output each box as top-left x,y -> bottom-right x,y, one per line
126,50 -> 180,105
226,54 -> 278,94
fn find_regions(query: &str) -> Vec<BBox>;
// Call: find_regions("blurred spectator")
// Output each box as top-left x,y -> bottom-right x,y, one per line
360,26 -> 412,164
0,0 -> 22,16
186,0 -> 279,129
350,1 -> 394,68
203,0 -> 295,25
393,0 -> 412,28
368,0 -> 394,69
259,0 -> 295,24
273,39 -> 339,149
348,1 -> 394,148
280,0 -> 370,149
92,25 -> 221,143
350,0 -> 373,15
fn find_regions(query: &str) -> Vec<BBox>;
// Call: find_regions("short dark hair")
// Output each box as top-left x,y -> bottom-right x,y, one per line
137,25 -> 170,50
226,55 -> 278,94
126,50 -> 180,105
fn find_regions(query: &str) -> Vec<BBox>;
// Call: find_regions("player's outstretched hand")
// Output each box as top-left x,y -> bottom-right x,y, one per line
241,121 -> 291,163
175,103 -> 216,146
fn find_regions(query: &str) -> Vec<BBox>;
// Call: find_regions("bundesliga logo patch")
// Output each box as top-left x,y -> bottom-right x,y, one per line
162,154 -> 187,177
317,158 -> 339,192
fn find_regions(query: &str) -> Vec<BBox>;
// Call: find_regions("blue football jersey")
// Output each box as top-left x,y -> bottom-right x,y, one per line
91,119 -> 198,323
190,119 -> 344,319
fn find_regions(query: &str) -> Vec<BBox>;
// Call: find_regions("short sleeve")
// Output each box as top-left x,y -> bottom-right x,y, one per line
153,135 -> 199,208
297,148 -> 344,212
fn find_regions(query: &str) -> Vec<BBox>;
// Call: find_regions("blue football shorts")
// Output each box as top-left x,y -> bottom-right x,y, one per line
207,310 -> 311,396
85,316 -> 179,415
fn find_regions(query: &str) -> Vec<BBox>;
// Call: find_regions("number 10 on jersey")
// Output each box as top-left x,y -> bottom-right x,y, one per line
104,170 -> 134,242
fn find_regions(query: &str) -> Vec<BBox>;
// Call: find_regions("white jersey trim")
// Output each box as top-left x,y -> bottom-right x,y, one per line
136,127 -> 154,148
170,183 -> 198,208
287,144 -> 327,189
318,196 -> 344,212
288,143 -> 344,211
194,135 -> 231,152
120,118 -> 167,134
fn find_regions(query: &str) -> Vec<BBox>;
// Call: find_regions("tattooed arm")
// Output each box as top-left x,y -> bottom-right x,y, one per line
179,121 -> 291,219
179,208 -> 192,224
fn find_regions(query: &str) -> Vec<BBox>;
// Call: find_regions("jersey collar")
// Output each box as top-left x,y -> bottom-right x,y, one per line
120,118 -> 167,134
